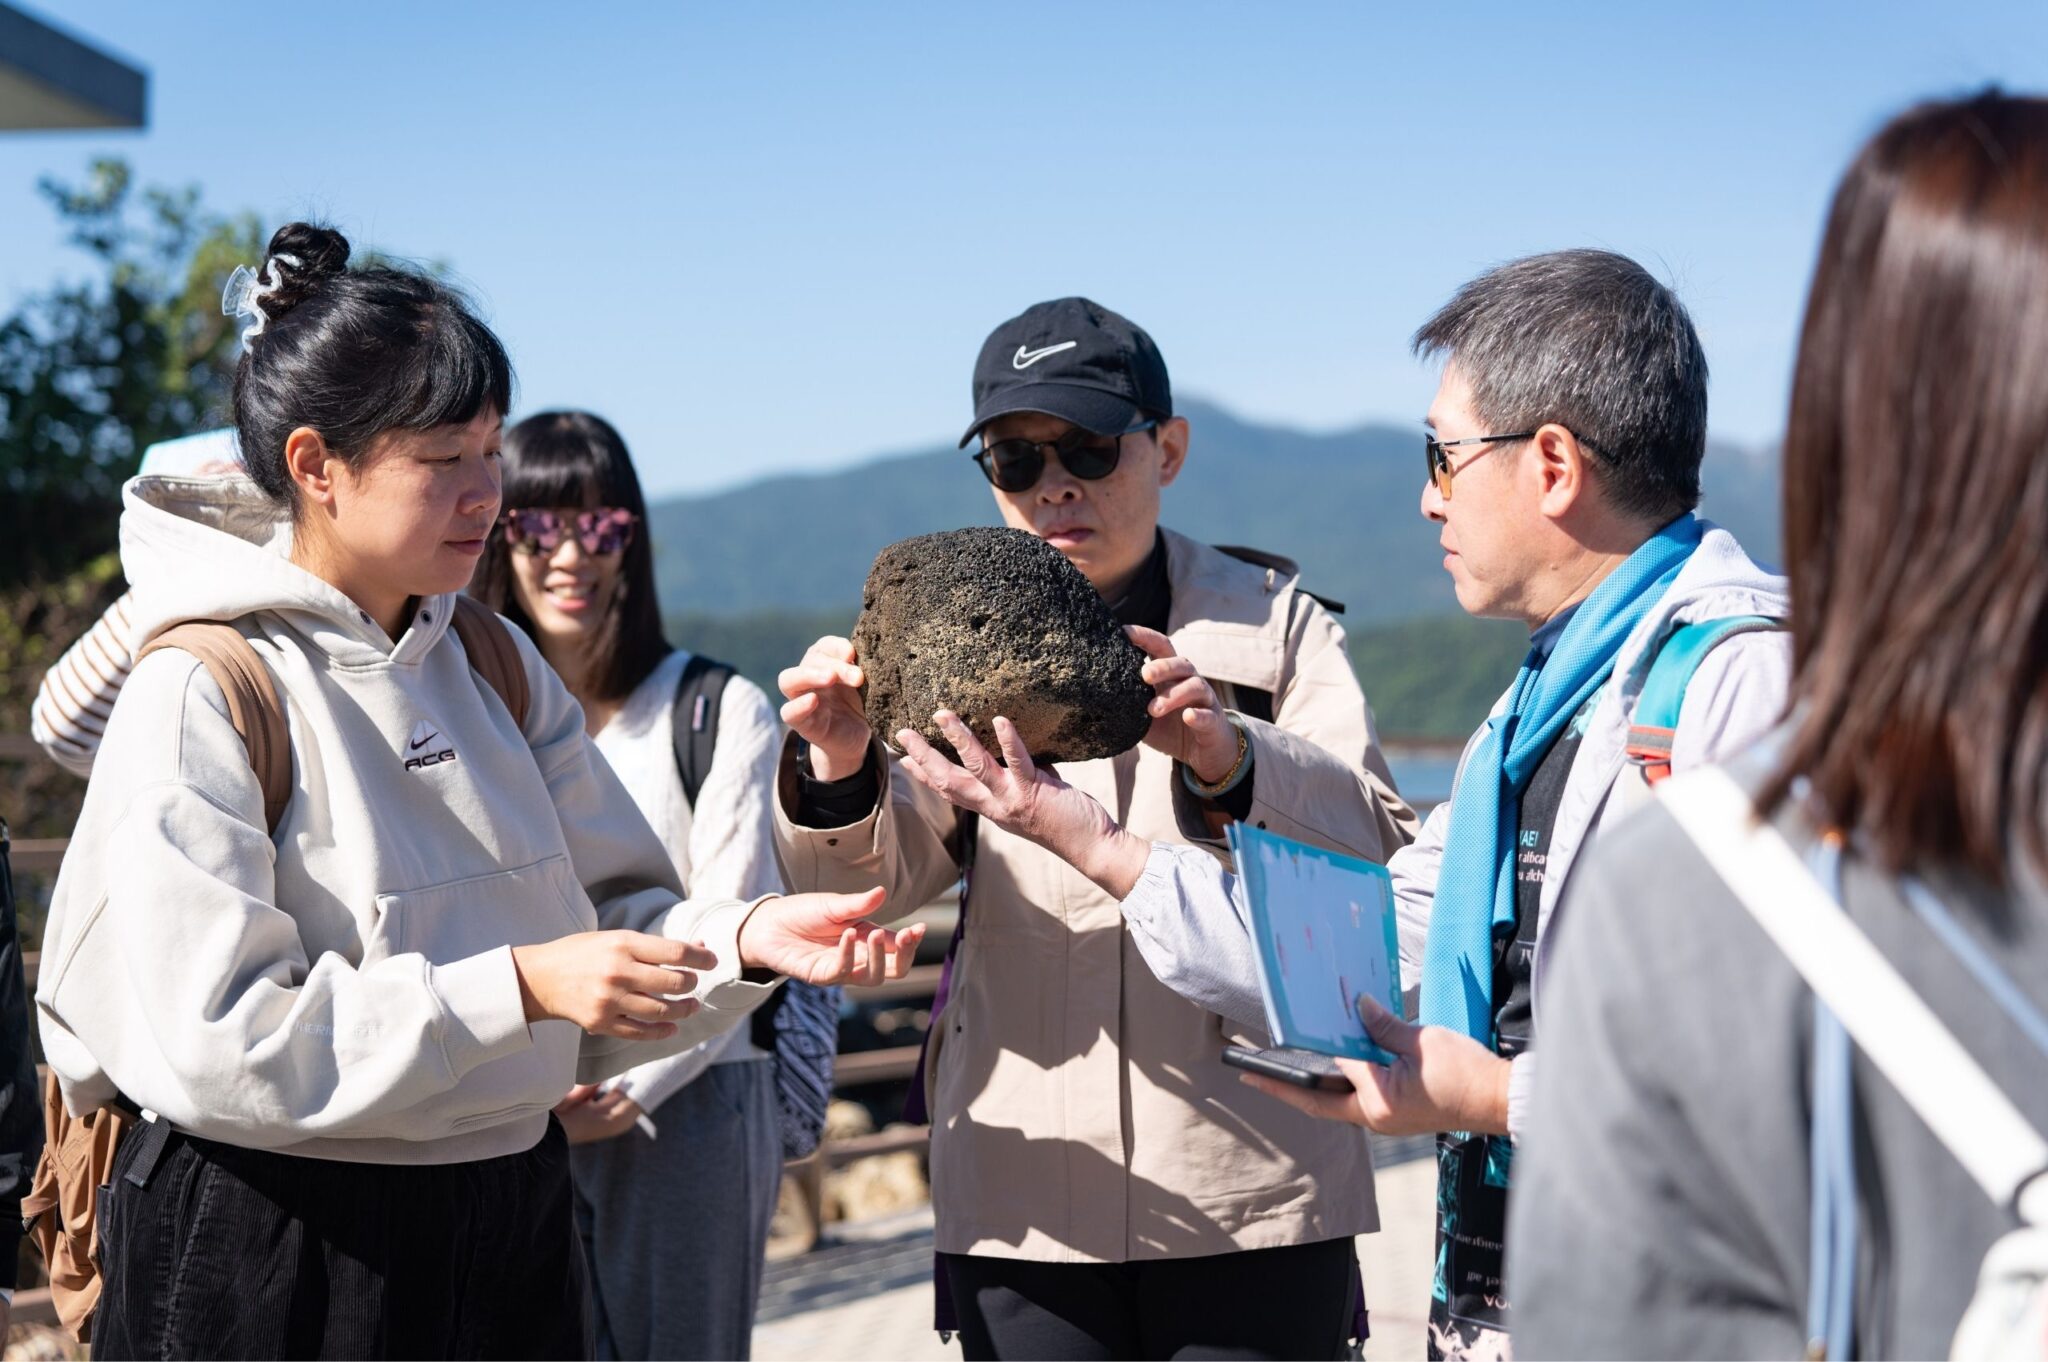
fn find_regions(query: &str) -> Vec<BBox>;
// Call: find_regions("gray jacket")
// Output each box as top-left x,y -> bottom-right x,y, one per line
1508,749 -> 2048,1359
1120,522 -> 1792,1135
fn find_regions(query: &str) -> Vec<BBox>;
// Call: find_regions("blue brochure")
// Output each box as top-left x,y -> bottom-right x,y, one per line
1226,822 -> 1404,1065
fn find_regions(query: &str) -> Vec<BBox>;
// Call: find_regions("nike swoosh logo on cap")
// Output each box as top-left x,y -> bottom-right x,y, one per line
1012,341 -> 1078,370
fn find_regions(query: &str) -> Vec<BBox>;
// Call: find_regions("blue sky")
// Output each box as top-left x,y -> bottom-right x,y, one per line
6,2 -> 2047,498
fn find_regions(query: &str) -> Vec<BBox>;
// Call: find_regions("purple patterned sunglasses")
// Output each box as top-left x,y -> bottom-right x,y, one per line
500,506 -> 639,556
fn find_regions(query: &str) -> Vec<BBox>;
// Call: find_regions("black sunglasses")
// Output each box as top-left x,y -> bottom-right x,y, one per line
974,421 -> 1159,493
1423,431 -> 1536,499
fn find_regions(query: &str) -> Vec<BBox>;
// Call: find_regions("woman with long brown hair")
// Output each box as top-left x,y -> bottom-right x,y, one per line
1507,91 -> 2048,1359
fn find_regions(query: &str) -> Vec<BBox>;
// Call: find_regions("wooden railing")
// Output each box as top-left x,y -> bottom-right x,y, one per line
6,841 -> 63,877
0,736 -> 64,878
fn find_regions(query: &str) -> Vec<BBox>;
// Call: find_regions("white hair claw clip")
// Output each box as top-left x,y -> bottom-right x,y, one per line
219,252 -> 304,344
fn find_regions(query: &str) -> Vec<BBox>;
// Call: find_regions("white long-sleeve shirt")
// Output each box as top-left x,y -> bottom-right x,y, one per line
591,649 -> 787,1115
31,590 -> 140,777
35,424 -> 242,773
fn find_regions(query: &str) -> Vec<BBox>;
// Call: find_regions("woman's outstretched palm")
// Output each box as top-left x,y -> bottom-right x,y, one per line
736,887 -> 926,986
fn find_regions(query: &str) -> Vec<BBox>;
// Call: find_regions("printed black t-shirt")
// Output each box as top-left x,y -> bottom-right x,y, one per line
1429,607 -> 1604,1361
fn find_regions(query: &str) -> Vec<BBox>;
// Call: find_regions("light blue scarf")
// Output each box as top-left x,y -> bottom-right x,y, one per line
1419,514 -> 1704,1042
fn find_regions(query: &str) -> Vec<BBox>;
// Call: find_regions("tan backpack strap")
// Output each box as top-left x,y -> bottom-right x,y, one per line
138,622 -> 291,834
450,596 -> 531,731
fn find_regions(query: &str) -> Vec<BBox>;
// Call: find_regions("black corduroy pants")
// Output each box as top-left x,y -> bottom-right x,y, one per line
92,1117 -> 590,1360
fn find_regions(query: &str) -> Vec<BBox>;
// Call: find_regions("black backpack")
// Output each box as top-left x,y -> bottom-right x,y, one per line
671,655 -> 838,1161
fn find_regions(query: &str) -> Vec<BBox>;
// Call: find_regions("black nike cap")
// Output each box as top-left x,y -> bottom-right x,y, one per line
959,297 -> 1173,448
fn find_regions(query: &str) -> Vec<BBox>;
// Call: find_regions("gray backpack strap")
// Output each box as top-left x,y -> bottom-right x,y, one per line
1805,842 -> 1860,1361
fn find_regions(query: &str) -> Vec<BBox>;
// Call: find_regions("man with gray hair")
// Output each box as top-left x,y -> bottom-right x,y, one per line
887,249 -> 1793,1359
1275,248 -> 1793,1358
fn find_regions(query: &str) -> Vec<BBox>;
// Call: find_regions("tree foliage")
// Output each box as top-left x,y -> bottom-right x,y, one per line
0,159 -> 260,585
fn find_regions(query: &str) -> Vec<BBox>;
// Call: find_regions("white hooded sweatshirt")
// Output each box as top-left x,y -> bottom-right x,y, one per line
37,475 -> 777,1165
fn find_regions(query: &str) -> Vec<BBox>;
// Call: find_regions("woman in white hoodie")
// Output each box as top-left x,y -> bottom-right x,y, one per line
37,224 -> 923,1360
470,410 -> 791,1360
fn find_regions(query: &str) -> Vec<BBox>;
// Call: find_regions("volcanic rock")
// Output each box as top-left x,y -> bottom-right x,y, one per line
853,527 -> 1154,764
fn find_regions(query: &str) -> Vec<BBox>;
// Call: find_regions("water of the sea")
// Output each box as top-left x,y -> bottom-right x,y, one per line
1386,750 -> 1458,815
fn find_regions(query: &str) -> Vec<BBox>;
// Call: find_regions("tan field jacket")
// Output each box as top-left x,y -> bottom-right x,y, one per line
773,527 -> 1417,1262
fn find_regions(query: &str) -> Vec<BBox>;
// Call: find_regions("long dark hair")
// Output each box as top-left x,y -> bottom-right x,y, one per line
231,222 -> 512,512
1762,90 -> 2048,885
471,411 -> 671,703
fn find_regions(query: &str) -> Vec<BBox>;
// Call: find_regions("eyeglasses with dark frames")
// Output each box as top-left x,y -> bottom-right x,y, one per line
974,421 -> 1160,494
1423,431 -> 1537,500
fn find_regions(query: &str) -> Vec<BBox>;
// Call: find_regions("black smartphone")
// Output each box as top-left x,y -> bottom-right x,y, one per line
1222,1044 -> 1354,1092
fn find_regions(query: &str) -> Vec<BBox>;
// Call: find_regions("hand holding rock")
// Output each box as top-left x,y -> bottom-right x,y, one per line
1126,625 -> 1241,785
897,710 -> 1151,899
777,635 -> 871,781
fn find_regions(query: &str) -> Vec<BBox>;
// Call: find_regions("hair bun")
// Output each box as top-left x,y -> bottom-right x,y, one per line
257,222 -> 350,321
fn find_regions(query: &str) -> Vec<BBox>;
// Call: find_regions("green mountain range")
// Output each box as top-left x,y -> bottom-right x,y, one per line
648,400 -> 1783,739
648,398 -> 1780,623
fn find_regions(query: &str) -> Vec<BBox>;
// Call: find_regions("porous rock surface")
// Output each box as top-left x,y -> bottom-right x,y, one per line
853,527 -> 1154,764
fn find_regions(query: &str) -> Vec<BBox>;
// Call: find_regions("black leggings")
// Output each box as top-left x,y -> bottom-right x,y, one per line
93,1117 -> 590,1360
942,1237 -> 1359,1361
